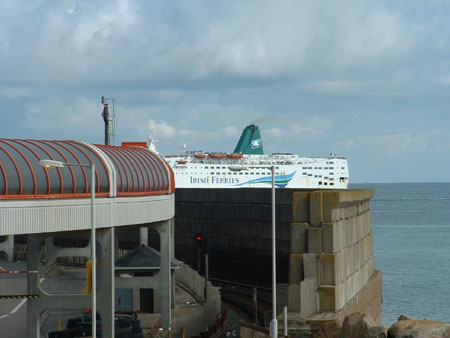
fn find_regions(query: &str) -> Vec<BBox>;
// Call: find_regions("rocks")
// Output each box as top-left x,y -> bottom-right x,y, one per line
339,313 -> 386,338
388,317 -> 450,338
364,326 -> 387,338
313,321 -> 340,338
312,313 -> 387,338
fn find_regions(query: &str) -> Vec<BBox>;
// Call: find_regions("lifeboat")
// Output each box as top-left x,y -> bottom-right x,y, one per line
227,153 -> 243,159
176,160 -> 188,164
194,153 -> 206,159
209,153 -> 225,159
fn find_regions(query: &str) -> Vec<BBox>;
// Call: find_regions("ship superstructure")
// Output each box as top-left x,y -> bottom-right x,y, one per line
162,125 -> 349,189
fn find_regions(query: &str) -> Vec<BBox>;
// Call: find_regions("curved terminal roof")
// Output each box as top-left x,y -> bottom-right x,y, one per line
0,139 -> 174,199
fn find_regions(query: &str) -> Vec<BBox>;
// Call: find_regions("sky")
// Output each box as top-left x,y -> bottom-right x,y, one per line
1,0 -> 450,183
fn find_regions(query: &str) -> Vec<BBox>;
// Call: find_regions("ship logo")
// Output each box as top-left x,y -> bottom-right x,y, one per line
251,139 -> 261,149
235,171 -> 296,188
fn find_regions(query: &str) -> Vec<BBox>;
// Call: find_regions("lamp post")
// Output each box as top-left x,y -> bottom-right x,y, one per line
228,165 -> 278,337
39,159 -> 97,337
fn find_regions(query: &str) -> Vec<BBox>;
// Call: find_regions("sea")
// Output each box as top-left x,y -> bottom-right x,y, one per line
350,183 -> 450,326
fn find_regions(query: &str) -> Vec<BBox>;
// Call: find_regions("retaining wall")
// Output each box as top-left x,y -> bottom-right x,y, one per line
171,188 -> 380,324
288,190 -> 382,325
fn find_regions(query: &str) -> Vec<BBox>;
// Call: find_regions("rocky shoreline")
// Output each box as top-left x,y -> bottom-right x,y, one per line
312,313 -> 450,338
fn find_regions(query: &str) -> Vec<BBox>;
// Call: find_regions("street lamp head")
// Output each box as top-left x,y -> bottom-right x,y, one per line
39,159 -> 65,168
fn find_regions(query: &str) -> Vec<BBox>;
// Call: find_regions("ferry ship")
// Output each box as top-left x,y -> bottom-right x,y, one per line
162,125 -> 349,189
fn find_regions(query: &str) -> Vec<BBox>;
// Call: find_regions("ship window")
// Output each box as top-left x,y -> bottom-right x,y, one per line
239,172 -> 243,175
302,167 -> 307,169
324,182 -> 328,185
319,181 -> 322,185
341,167 -> 345,169
329,173 -> 334,175
330,183 -> 334,185
222,166 -> 226,169
276,167 -> 280,169
314,167 -> 318,169
302,172 -> 307,175
205,166 -> 209,169
308,167 -> 312,169
308,174 -> 312,177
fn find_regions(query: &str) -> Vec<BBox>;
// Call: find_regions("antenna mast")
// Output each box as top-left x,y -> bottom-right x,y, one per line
101,96 -> 118,145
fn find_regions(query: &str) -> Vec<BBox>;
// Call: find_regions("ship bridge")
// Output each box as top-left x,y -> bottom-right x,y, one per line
0,138 -> 175,337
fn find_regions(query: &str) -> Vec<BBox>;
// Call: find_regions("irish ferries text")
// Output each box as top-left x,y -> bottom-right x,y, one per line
190,176 -> 240,185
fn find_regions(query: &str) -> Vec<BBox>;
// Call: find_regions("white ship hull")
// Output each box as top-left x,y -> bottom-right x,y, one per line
165,155 -> 349,189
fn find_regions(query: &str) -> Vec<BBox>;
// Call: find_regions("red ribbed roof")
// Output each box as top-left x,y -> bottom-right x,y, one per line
0,139 -> 174,199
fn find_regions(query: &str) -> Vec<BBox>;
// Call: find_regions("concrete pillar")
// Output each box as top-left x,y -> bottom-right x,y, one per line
155,219 -> 172,329
140,227 -> 148,245
26,235 -> 41,338
0,235 -> 14,261
97,227 -> 115,338
114,228 -> 119,259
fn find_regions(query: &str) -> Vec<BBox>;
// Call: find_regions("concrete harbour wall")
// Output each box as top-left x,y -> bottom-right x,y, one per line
174,188 -> 381,325
289,190 -> 382,325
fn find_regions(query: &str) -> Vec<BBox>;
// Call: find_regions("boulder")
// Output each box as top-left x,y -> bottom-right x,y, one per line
313,320 -> 340,338
364,326 -> 387,338
339,313 -> 378,338
388,318 -> 450,338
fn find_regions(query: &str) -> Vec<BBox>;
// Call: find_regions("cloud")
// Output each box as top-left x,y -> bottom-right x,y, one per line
148,119 -> 176,139
335,139 -> 356,151
0,0 -> 419,91
376,133 -> 415,158
2,1 -> 450,182
22,97 -> 104,141
265,127 -> 283,139
223,126 -> 239,138
0,86 -> 33,99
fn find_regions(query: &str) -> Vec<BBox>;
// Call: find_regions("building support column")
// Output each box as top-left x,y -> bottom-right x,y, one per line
140,227 -> 148,246
26,235 -> 41,338
155,219 -> 172,329
97,227 -> 115,338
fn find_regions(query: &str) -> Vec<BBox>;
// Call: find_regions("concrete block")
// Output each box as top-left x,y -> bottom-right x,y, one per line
292,192 -> 310,223
300,278 -> 318,318
322,192 -> 340,223
289,254 -> 304,283
319,253 -> 337,285
309,191 -> 323,226
321,222 -> 343,254
308,227 -> 321,254
320,190 -> 374,223
318,283 -> 345,312
291,223 -> 309,254
288,285 -> 302,312
303,253 -> 318,279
